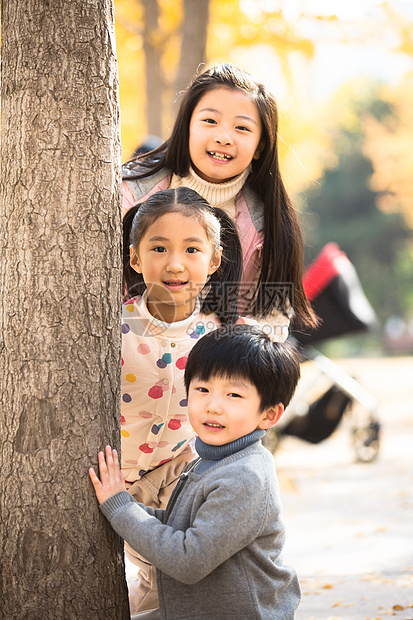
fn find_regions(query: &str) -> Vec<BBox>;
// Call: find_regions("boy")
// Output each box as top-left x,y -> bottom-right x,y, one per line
89,325 -> 301,619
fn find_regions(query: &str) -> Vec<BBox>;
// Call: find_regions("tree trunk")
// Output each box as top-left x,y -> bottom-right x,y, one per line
0,1 -> 130,618
174,0 -> 210,105
142,0 -> 164,138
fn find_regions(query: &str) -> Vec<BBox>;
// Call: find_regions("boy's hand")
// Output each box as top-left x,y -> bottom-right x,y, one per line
89,445 -> 126,505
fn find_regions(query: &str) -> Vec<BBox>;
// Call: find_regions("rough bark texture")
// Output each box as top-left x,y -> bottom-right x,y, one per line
0,1 -> 129,617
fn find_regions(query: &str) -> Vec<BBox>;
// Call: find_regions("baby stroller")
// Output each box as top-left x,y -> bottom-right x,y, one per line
268,243 -> 381,462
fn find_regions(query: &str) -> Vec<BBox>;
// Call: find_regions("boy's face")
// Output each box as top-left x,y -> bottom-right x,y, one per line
188,374 -> 283,446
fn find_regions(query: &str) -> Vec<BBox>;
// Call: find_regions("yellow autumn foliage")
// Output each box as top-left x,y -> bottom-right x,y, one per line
113,0 -> 413,201
363,77 -> 413,226
114,0 -> 325,192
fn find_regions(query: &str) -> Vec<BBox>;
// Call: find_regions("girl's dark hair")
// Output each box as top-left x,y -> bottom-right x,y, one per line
122,63 -> 317,329
184,324 -> 301,411
123,187 -> 242,325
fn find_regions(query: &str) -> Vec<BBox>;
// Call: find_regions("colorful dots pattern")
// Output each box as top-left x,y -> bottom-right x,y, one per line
148,385 -> 163,399
121,299 -> 219,479
147,379 -> 170,400
157,352 -> 172,368
168,419 -> 181,430
175,356 -> 187,370
172,439 -> 187,452
189,324 -> 206,340
174,414 -> 188,422
151,423 -> 164,435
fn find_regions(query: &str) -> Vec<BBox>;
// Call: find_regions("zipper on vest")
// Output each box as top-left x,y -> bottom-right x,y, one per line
164,457 -> 200,522
243,243 -> 263,272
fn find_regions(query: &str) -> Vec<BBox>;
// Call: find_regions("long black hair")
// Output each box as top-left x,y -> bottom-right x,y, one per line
122,63 -> 317,329
123,187 -> 242,325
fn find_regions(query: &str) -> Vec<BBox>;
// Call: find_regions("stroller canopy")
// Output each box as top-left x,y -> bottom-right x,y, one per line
296,243 -> 377,346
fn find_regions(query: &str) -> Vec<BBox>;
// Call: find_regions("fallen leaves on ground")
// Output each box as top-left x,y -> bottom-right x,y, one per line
331,599 -> 354,608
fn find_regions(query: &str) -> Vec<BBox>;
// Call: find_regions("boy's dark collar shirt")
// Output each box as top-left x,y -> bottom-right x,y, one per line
194,429 -> 266,474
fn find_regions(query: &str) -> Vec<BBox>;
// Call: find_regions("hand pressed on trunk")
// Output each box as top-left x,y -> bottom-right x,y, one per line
89,445 -> 127,504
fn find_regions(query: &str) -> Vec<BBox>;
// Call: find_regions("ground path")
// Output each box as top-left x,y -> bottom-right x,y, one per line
276,357 -> 413,620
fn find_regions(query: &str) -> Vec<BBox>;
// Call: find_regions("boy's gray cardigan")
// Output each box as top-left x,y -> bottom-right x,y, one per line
100,441 -> 300,619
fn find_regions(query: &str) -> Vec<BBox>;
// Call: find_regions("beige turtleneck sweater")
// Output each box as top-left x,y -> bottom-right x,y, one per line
169,166 -> 251,220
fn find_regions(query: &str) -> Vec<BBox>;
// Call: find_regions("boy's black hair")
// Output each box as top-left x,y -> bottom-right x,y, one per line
184,324 -> 301,412
123,187 -> 243,325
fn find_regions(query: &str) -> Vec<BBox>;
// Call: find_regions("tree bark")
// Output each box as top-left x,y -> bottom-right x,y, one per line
0,1 -> 129,617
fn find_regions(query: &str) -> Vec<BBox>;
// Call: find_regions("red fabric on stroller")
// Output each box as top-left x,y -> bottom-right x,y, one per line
295,243 -> 377,346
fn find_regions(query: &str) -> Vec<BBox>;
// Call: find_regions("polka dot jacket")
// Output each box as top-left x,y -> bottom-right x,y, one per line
121,292 -> 220,483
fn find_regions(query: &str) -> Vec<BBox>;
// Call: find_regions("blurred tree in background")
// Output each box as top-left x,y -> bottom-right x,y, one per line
361,4 -> 413,234
2,1 -> 412,352
115,0 -> 209,141
114,0 -> 317,160
301,86 -> 413,326
111,0 -> 413,352
363,76 -> 413,229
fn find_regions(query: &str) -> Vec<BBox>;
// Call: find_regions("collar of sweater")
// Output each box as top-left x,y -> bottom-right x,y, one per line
195,428 -> 266,464
170,165 -> 251,209
135,291 -> 205,338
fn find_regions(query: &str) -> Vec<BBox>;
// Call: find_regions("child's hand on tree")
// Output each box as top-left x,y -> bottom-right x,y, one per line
89,445 -> 126,504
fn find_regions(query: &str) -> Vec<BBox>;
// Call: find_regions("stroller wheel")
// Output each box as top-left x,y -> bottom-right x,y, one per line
351,420 -> 380,463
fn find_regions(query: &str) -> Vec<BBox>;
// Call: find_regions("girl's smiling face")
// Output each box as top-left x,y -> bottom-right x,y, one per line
130,212 -> 221,323
188,87 -> 263,184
